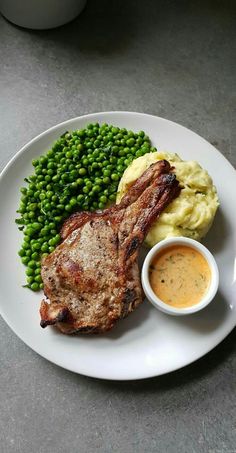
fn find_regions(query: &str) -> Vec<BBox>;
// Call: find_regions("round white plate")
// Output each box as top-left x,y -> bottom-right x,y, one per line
0,112 -> 235,380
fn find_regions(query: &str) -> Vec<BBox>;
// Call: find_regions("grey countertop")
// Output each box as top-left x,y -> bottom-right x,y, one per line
0,1 -> 235,452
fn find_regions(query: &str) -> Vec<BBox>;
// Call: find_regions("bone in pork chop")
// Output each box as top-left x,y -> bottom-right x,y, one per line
40,160 -> 181,334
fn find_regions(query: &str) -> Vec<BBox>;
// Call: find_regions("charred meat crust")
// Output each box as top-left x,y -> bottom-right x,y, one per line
40,302 -> 71,328
125,237 -> 140,259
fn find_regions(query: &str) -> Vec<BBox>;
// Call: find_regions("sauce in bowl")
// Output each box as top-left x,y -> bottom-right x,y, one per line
149,245 -> 211,308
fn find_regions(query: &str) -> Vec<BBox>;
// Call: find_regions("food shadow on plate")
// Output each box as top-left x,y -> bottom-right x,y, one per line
49,300 -> 153,340
165,289 -> 229,334
104,300 -> 154,341
202,208 -> 228,254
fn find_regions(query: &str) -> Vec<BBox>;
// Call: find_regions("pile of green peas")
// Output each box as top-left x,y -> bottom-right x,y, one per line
16,123 -> 157,291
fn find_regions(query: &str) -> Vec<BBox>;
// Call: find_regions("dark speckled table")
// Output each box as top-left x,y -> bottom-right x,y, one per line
0,1 -> 235,452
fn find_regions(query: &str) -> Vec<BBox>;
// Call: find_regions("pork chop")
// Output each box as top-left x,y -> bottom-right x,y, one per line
40,160 -> 181,334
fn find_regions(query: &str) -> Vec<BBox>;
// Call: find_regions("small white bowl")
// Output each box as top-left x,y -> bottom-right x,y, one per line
141,237 -> 219,316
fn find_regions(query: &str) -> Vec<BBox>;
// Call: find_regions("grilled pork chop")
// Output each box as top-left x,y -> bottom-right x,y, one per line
40,160 -> 180,334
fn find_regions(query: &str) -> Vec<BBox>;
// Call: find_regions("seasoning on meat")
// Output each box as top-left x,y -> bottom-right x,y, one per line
40,160 -> 181,334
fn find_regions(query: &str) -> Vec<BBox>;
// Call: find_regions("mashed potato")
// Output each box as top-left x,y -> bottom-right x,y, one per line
117,152 -> 219,247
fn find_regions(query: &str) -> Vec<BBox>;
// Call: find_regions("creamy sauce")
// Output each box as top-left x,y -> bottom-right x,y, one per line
149,245 -> 211,308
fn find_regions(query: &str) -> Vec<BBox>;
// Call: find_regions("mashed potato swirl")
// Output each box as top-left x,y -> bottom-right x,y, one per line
116,152 -> 219,247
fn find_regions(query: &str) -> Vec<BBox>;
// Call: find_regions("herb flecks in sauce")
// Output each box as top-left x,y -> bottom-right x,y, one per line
149,245 -> 211,308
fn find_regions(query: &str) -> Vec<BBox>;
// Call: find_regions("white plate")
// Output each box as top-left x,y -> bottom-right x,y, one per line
0,112 -> 235,380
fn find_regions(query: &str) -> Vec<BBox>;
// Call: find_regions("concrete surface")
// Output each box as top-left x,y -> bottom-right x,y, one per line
0,1 -> 235,452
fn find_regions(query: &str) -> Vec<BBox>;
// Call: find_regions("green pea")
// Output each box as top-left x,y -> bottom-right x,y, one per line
103,169 -> 111,177
138,130 -> 145,137
102,177 -> 110,185
49,235 -> 60,246
94,177 -> 102,185
32,222 -> 41,230
28,211 -> 35,219
25,227 -> 34,236
127,138 -> 135,147
37,182 -> 46,190
136,137 -> 143,146
61,173 -> 68,182
111,173 -> 119,181
43,202 -> 51,211
54,234 -> 60,244
39,156 -> 47,166
52,174 -> 60,183
41,243 -> 49,253
47,161 -> 55,169
92,185 -> 101,193
77,194 -> 84,202
85,181 -> 93,189
99,195 -> 107,204
31,282 -> 39,291
35,167 -> 43,175
69,198 -> 77,206
76,178 -> 84,186
48,222 -> 55,229
47,150 -> 54,158
35,268 -> 41,275
28,203 -> 37,211
79,168 -> 87,176
40,227 -> 47,236
21,256 -> 30,265
26,268 -> 34,276
31,252 -> 39,260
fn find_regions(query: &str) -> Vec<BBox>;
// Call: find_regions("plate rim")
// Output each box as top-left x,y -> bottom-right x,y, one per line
1,111 -> 235,182
0,111 -> 235,380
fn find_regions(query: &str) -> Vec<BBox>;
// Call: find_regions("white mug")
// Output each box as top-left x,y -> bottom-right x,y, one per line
0,0 -> 87,30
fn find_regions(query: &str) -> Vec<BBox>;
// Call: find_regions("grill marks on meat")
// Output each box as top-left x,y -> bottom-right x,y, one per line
40,160 -> 181,334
